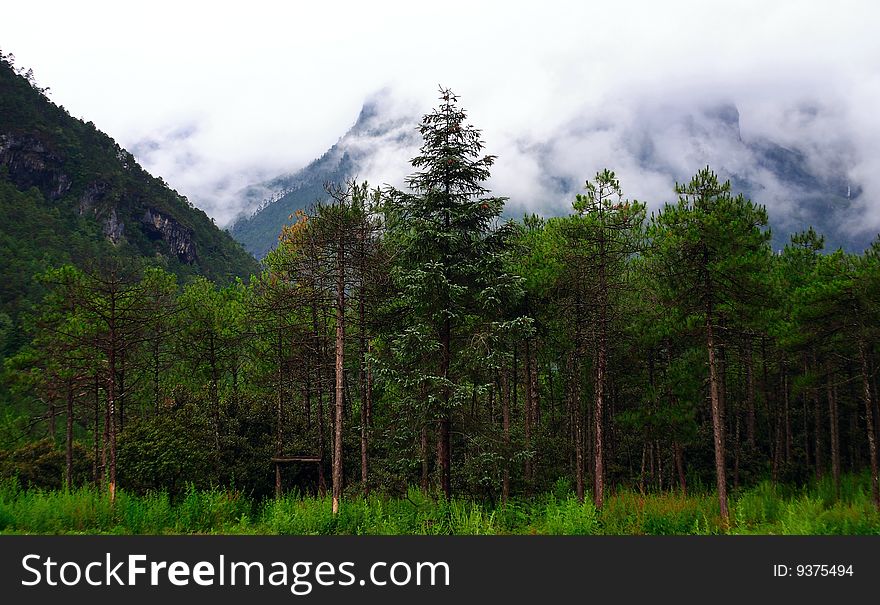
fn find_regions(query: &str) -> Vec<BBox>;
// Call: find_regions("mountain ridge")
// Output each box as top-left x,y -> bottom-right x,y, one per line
229,92 -> 419,258
231,95 -> 868,258
0,53 -> 259,285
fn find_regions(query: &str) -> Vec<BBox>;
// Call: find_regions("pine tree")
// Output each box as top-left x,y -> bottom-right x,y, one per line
648,167 -> 770,524
570,170 -> 645,508
384,88 -> 521,498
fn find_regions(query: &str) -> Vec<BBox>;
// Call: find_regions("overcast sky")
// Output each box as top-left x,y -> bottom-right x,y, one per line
2,0 -> 879,230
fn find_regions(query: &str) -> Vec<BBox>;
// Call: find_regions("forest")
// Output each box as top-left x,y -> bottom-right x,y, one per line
2,88 -> 880,535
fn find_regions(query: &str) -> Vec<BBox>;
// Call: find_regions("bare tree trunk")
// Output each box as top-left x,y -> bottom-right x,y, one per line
531,344 -> 541,427
312,305 -> 327,498
569,352 -> 584,503
420,424 -> 429,494
657,439 -> 664,492
303,353 -> 311,430
524,339 -> 533,487
48,396 -> 56,443
102,383 -> 109,488
359,292 -> 369,496
745,338 -> 756,448
783,366 -> 792,466
366,342 -> 374,428
93,376 -> 100,484
812,353 -> 823,480
209,334 -> 221,457
857,335 -> 880,508
276,330 -> 284,499
108,333 -> 117,503
705,312 -> 729,524
673,440 -> 687,496
733,407 -> 741,490
772,395 -> 783,482
594,327 -> 607,509
437,311 -> 452,499
759,341 -> 771,461
153,338 -> 161,414
332,243 -> 345,515
566,365 -> 575,474
501,365 -> 511,505
437,414 -> 451,499
118,346 -> 126,433
640,442 -> 647,493
827,365 -> 841,499
65,378 -> 74,490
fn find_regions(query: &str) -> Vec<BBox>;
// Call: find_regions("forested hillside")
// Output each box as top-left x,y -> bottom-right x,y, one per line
3,84 -> 879,534
0,52 -> 257,331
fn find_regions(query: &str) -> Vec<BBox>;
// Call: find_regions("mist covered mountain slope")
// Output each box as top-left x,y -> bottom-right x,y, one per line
229,94 -> 418,259
232,94 -> 870,259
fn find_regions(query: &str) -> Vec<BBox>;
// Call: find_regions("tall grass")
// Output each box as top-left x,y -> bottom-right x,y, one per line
731,475 -> 880,534
1,475 -> 878,535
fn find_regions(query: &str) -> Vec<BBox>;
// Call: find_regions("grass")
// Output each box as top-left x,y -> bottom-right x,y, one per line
1,475 -> 878,535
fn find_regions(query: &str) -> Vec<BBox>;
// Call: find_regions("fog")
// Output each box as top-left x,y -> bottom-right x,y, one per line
2,0 -> 877,233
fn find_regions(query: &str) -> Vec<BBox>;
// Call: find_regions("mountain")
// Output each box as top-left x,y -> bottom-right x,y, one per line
230,92 -> 418,258
233,94 -> 868,258
0,54 -> 259,320
496,101 -> 865,252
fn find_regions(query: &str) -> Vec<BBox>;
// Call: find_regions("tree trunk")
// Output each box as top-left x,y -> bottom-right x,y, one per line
312,305 -> 327,498
420,423 -> 429,494
48,397 -> 56,443
593,240 -> 609,509
359,288 -> 369,496
594,327 -> 606,509
812,352 -> 823,480
209,335 -> 221,457
745,338 -> 756,448
118,346 -> 126,433
733,406 -> 741,490
524,338 -> 533,487
65,377 -> 74,490
93,375 -> 100,484
569,352 -> 584,503
332,242 -> 345,515
758,339 -> 775,476
437,414 -> 451,499
366,341 -> 374,428
437,312 -> 452,499
827,364 -> 841,499
108,330 -> 117,503
783,366 -> 792,466
276,329 -> 284,498
151,337 -> 160,414
705,312 -> 729,524
857,335 -> 880,508
501,364 -> 511,505
673,440 -> 687,496
531,344 -> 541,427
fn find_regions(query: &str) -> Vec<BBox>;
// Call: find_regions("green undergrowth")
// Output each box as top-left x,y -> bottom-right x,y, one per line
1,475 -> 878,535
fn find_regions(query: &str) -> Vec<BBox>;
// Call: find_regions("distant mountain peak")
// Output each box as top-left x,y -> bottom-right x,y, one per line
229,92 -> 420,258
231,90 -> 868,259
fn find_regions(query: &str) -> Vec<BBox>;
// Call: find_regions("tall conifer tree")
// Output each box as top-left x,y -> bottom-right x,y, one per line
385,88 -> 521,498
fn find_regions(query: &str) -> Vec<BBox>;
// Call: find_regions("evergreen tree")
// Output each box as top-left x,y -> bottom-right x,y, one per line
569,170 -> 645,508
384,88 -> 522,498
648,167 -> 770,524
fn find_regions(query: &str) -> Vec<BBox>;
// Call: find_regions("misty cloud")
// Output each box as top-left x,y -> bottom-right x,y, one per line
2,0 -> 877,240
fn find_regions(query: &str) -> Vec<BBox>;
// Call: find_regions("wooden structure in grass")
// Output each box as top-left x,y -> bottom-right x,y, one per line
272,456 -> 322,497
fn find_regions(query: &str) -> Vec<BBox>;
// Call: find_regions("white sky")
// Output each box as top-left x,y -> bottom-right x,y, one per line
2,0 -> 879,229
